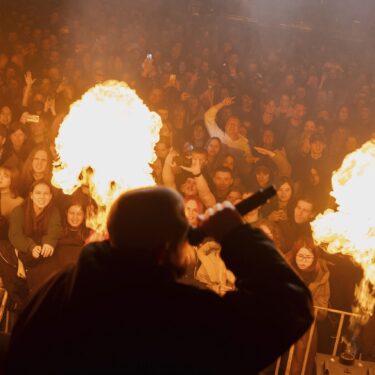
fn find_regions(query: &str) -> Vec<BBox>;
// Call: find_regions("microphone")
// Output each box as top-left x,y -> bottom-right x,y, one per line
187,185 -> 277,246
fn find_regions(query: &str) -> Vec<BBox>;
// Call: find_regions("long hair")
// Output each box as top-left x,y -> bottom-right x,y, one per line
23,179 -> 55,239
288,236 -> 319,284
0,164 -> 21,197
62,199 -> 91,242
20,145 -> 52,195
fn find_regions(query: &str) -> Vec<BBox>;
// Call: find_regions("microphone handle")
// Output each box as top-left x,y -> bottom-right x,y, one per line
187,185 -> 276,246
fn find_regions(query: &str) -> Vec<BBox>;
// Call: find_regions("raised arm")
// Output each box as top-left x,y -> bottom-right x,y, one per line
204,97 -> 235,141
200,203 -> 313,373
181,158 -> 216,208
22,71 -> 36,108
162,149 -> 179,189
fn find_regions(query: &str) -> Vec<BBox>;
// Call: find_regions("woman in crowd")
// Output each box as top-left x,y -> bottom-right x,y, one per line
56,199 -> 92,269
285,236 -> 330,375
4,121 -> 31,171
205,137 -> 224,176
19,145 -> 52,198
8,180 -> 62,294
261,176 -> 295,226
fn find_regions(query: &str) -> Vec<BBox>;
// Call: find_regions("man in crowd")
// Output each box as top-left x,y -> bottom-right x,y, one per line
6,186 -> 313,374
204,96 -> 252,156
279,195 -> 317,250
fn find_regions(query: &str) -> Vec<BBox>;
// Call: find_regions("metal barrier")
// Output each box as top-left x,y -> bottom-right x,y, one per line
273,305 -> 362,375
0,289 -> 10,334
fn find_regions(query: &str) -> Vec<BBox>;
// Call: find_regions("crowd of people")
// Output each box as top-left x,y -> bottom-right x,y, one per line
0,0 -> 374,372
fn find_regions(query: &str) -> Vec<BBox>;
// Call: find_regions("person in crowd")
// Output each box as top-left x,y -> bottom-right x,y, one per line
295,133 -> 332,212
278,195 -> 317,251
283,102 -> 306,166
4,121 -> 31,170
261,176 -> 295,232
334,105 -> 353,130
184,196 -> 203,228
0,125 -> 10,165
185,95 -> 205,127
56,199 -> 92,269
285,236 -> 330,375
19,146 -> 52,198
276,94 -> 292,121
162,148 -> 215,209
0,166 -> 26,307
205,136 -> 225,175
204,96 -> 252,156
210,166 -> 235,202
0,106 -> 12,130
8,180 -> 62,295
188,121 -> 209,149
253,138 -> 292,179
226,188 -> 243,205
27,116 -> 50,149
154,137 -> 171,170
247,162 -> 274,192
256,98 -> 281,145
6,186 -> 313,374
233,92 -> 257,140
242,191 -> 263,227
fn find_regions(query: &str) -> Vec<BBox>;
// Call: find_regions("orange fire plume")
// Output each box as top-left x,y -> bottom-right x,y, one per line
52,80 -> 162,240
311,139 -> 375,325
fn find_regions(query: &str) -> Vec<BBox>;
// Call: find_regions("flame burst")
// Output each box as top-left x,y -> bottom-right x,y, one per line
52,80 -> 162,238
311,139 -> 375,324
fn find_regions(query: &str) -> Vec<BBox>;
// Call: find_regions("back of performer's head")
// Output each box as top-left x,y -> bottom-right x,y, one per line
107,186 -> 189,259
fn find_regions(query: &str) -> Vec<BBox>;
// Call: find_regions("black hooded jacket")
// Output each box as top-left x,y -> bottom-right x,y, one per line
6,224 -> 313,375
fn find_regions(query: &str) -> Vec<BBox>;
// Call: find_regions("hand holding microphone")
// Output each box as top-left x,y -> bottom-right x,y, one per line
188,185 -> 276,246
197,201 -> 243,243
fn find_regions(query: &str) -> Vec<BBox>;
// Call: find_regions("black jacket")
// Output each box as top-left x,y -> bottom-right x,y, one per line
6,224 -> 313,375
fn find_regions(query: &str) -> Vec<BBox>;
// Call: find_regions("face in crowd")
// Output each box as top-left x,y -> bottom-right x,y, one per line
294,199 -> 314,224
213,170 -> 233,192
32,150 -> 49,175
0,167 -> 12,191
184,198 -> 202,228
30,182 -> 52,211
277,182 -> 292,203
206,138 -> 221,158
295,246 -> 315,271
224,116 -> 240,139
67,204 -> 85,228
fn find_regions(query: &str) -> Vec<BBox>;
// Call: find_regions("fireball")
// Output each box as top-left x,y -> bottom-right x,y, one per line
311,139 -> 375,324
52,80 -> 162,238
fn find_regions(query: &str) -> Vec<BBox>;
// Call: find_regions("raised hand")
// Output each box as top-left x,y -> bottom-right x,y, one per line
180,157 -> 201,176
24,71 -> 36,87
221,96 -> 236,107
165,148 -> 179,168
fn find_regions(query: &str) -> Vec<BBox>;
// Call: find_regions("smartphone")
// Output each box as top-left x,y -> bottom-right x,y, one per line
26,114 -> 40,123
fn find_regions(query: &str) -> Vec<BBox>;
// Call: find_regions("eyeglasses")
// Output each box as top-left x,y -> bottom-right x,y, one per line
296,255 -> 314,261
